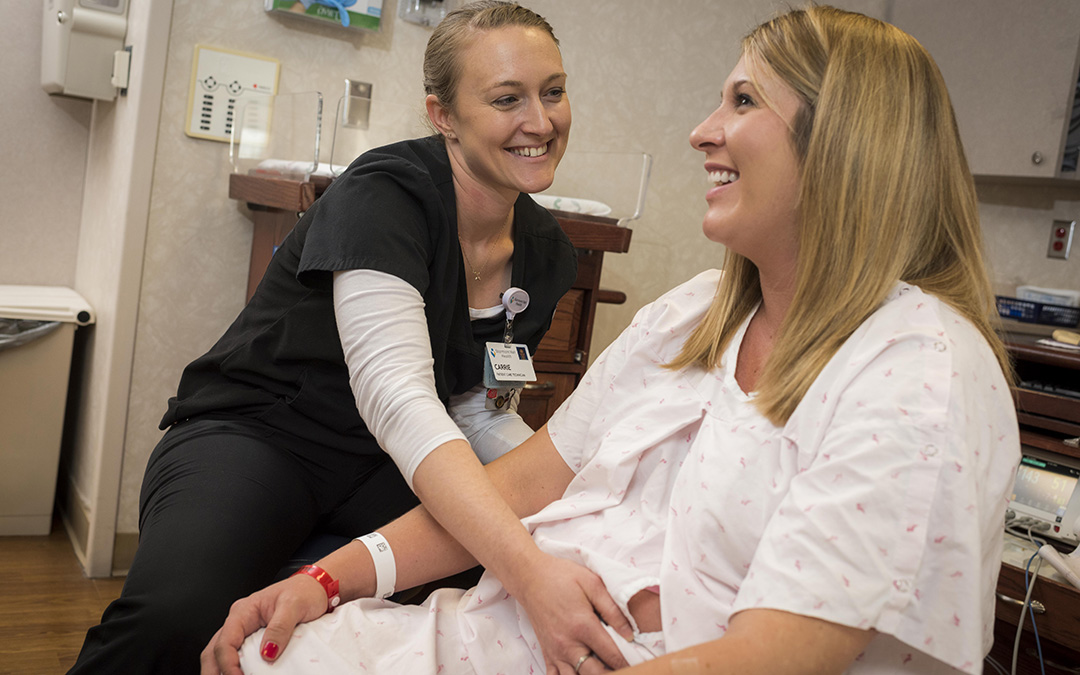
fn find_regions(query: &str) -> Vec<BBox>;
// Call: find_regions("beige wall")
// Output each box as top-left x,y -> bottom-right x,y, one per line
5,1 -> 1079,570
979,182 -> 1080,299
0,2 -> 91,287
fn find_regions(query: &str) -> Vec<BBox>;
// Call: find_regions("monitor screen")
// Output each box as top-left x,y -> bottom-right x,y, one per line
1012,455 -> 1080,522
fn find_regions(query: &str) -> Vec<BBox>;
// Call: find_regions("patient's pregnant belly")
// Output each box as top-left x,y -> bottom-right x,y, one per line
628,588 -> 662,633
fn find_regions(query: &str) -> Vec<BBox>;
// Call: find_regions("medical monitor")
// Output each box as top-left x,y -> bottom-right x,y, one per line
1009,446 -> 1080,545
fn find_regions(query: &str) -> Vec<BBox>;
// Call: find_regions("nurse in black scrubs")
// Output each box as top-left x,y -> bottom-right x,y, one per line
70,3 -> 633,674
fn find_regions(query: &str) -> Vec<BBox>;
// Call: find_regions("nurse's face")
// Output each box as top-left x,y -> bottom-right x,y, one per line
433,26 -> 570,202
689,56 -> 803,271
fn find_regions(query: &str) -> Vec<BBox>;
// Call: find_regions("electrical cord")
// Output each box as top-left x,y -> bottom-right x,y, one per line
1021,552 -> 1047,675
1004,515 -> 1050,675
1004,515 -> 1050,550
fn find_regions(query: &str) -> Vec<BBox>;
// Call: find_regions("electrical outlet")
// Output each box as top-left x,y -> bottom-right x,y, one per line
1048,220 -> 1075,260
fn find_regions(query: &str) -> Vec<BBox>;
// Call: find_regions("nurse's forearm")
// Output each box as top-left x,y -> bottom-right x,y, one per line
318,426 -> 572,603
424,439 -> 542,586
409,433 -> 568,600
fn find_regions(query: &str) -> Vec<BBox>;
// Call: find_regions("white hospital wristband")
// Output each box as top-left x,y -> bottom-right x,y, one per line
356,532 -> 397,599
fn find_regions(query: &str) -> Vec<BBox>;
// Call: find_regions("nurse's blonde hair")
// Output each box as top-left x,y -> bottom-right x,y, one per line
668,5 -> 1011,425
423,1 -> 559,113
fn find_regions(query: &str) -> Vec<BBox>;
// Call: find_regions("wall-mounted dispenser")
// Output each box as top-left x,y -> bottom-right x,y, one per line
41,0 -> 129,101
398,0 -> 457,27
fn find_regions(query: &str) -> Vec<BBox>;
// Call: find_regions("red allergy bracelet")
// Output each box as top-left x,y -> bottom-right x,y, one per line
292,564 -> 341,611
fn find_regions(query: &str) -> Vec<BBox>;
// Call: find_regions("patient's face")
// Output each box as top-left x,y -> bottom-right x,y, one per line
689,56 -> 802,271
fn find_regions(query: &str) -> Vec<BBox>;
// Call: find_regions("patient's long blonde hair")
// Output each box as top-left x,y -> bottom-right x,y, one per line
668,5 -> 1011,425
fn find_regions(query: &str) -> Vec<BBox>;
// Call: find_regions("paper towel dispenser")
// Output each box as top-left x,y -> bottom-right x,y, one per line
41,0 -> 128,101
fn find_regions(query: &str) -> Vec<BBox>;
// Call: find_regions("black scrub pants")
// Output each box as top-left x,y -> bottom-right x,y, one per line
68,417 -> 421,675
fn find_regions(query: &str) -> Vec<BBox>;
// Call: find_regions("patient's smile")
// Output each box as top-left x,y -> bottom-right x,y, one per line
709,169 -> 739,185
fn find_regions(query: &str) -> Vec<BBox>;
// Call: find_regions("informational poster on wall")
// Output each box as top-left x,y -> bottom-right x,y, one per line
265,0 -> 383,31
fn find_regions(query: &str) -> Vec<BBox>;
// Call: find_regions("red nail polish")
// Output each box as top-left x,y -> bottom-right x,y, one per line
261,641 -> 280,660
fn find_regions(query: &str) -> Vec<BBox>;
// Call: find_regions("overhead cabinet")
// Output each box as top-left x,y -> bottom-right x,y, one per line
889,0 -> 1080,180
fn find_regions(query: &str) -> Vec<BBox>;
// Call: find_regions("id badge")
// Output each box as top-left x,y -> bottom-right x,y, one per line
483,341 -> 536,388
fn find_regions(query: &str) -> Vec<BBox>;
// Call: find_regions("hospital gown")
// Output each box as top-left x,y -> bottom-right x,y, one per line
239,269 -> 1019,674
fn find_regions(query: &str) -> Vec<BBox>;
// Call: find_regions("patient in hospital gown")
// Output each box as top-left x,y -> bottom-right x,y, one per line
238,269 -> 1018,675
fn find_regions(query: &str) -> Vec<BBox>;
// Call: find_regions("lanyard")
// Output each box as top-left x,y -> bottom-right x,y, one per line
501,287 -> 530,344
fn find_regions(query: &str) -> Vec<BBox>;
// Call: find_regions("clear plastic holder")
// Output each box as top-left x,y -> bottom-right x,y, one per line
230,89 -> 653,226
229,90 -> 324,180
328,95 -> 430,176
536,150 -> 653,226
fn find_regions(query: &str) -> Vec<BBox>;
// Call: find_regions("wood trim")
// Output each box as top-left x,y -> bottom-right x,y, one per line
1014,389 -> 1080,426
1004,333 -> 1080,370
229,174 -> 317,212
556,217 -> 632,253
1019,429 -> 1080,462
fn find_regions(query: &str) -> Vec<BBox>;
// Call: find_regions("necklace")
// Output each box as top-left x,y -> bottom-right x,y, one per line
459,218 -> 511,282
459,241 -> 489,281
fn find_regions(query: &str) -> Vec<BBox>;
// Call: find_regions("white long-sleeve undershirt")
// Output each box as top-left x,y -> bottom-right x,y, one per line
333,269 -> 534,488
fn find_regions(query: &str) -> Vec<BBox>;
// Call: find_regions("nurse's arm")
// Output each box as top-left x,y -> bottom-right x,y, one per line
344,423 -> 576,596
407,428 -> 635,672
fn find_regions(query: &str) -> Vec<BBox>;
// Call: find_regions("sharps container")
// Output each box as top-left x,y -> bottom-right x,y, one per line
0,286 -> 94,535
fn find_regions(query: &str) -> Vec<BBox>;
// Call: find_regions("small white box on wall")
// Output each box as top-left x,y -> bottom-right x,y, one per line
41,0 -> 129,101
184,45 -> 280,143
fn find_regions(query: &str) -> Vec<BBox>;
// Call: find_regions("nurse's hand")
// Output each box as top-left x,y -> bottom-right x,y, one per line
515,553 -> 633,674
199,575 -> 328,675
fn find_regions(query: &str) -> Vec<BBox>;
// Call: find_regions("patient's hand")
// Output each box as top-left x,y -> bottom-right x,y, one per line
199,575 -> 329,675
514,553 -> 634,675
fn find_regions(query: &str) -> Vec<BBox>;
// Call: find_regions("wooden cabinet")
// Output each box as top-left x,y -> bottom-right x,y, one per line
990,334 -> 1080,673
888,1 -> 1080,180
517,372 -> 578,432
228,173 -> 631,430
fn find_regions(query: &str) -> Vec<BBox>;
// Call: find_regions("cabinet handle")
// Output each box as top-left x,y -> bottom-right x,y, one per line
996,592 -> 1045,614
1066,437 -> 1079,449
1032,151 -> 1043,165
524,381 -> 556,391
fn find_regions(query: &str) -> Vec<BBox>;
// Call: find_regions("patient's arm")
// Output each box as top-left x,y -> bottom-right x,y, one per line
614,608 -> 875,675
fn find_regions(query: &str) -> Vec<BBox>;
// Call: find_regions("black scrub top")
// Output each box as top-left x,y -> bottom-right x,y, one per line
161,136 -> 578,454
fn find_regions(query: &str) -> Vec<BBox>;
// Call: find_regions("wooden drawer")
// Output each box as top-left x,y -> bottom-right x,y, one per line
1014,388 -> 1080,428
989,613 -> 1080,674
517,372 -> 577,431
534,289 -> 584,364
995,561 -> 1080,652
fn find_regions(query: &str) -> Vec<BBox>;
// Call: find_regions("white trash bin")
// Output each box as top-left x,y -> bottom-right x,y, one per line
0,286 -> 94,535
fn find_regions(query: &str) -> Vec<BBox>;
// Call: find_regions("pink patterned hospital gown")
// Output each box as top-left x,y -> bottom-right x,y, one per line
239,269 -> 1019,674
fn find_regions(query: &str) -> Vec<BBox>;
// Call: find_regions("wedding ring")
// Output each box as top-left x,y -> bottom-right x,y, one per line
574,652 -> 595,673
